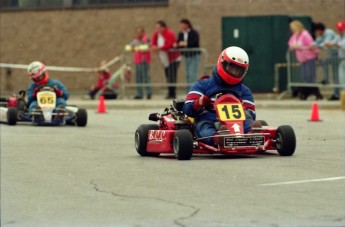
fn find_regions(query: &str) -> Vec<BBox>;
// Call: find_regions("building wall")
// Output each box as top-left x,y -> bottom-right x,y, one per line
1,0 -> 344,92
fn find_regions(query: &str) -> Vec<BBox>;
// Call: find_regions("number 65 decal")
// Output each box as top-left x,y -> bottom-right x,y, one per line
40,97 -> 54,104
217,104 -> 246,121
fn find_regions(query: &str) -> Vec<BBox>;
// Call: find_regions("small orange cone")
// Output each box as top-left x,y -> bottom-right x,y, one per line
309,102 -> 321,122
97,96 -> 107,113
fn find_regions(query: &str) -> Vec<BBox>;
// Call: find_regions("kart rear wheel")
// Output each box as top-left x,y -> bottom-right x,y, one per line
135,124 -> 160,157
258,120 -> 268,126
173,130 -> 193,160
76,108 -> 87,127
7,107 -> 17,126
276,125 -> 296,156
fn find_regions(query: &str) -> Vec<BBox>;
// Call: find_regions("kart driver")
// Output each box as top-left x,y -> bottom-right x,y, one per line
27,61 -> 69,113
183,46 -> 261,145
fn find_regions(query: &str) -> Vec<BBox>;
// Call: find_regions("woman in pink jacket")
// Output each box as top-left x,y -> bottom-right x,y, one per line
288,20 -> 323,100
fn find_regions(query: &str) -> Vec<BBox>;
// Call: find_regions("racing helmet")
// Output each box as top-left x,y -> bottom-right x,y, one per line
336,21 -> 345,31
27,61 -> 49,85
217,46 -> 249,85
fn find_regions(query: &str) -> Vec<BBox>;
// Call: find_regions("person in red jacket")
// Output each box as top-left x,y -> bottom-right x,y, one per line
151,20 -> 181,99
88,60 -> 118,99
127,27 -> 152,100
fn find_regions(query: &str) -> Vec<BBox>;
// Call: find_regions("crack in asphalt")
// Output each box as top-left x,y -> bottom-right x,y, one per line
90,180 -> 200,227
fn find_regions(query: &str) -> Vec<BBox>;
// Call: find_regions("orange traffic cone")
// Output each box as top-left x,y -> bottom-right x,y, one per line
97,96 -> 107,113
309,102 -> 321,122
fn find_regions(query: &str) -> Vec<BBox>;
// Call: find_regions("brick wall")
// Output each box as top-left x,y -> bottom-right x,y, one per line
1,0 -> 344,93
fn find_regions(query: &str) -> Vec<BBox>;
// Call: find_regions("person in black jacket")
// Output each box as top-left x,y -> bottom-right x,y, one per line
176,19 -> 201,91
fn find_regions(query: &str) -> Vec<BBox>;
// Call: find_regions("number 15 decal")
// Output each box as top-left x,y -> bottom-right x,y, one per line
217,104 -> 246,121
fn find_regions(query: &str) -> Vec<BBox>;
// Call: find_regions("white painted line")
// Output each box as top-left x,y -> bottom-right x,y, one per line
258,176 -> 345,186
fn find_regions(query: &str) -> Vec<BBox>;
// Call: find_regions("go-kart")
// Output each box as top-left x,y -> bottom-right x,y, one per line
135,91 -> 296,160
0,86 -> 87,126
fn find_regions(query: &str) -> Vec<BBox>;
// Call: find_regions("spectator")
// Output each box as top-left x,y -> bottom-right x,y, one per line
313,22 -> 339,100
288,20 -> 323,100
126,27 -> 152,100
326,21 -> 345,100
151,20 -> 181,99
176,19 -> 201,91
88,60 -> 118,100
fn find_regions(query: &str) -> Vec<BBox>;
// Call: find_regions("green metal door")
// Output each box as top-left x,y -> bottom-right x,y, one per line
222,16 -> 274,92
222,15 -> 312,92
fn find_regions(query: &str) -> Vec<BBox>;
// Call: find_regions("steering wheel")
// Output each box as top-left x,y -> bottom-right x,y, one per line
36,85 -> 58,92
207,89 -> 240,99
205,89 -> 240,113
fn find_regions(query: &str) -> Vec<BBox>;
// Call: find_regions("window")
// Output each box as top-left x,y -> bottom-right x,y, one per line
0,0 -> 168,10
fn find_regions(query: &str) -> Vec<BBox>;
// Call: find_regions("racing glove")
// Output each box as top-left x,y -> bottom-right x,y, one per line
54,89 -> 64,97
193,95 -> 211,111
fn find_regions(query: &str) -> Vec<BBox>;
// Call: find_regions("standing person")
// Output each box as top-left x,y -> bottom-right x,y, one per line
313,22 -> 339,100
151,20 -> 181,99
126,27 -> 152,100
176,19 -> 200,91
288,20 -> 323,100
326,21 -> 345,100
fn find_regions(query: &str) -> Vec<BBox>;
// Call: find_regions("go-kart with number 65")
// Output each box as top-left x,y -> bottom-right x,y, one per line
135,92 -> 296,160
0,86 -> 87,126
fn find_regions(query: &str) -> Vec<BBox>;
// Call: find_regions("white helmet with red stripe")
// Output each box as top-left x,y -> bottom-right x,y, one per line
217,46 -> 249,85
27,61 -> 49,84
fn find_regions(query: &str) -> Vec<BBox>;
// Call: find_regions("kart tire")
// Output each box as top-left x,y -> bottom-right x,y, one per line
173,130 -> 193,160
258,120 -> 268,126
7,107 -> 17,126
76,108 -> 87,127
276,125 -> 296,156
135,124 -> 160,157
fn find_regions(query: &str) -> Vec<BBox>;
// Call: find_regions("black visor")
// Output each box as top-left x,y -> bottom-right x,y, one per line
222,61 -> 246,78
32,72 -> 45,82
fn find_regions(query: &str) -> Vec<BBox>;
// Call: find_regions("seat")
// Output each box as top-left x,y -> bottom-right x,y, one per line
173,99 -> 185,111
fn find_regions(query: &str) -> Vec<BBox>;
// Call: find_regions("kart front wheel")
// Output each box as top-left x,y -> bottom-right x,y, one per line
76,108 -> 87,127
7,107 -> 17,126
135,124 -> 160,157
276,125 -> 296,156
173,130 -> 193,160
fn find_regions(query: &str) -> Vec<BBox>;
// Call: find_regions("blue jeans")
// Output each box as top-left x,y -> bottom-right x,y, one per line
301,58 -> 317,83
321,52 -> 339,81
135,62 -> 152,97
165,61 -> 180,98
29,98 -> 67,113
337,59 -> 345,97
321,51 -> 339,96
184,54 -> 200,91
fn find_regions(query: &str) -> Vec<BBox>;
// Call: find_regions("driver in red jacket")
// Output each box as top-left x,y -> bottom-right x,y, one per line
183,46 -> 261,145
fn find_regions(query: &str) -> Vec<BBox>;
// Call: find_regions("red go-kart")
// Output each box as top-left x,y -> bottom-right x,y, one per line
135,91 -> 296,160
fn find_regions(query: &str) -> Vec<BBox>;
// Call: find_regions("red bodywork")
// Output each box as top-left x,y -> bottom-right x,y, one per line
7,97 -> 17,108
146,94 -> 279,155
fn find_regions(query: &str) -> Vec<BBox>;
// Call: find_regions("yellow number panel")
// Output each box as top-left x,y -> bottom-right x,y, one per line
216,104 -> 246,121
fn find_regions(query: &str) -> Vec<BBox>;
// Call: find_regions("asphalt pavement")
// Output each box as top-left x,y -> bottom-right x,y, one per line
1,103 -> 345,226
